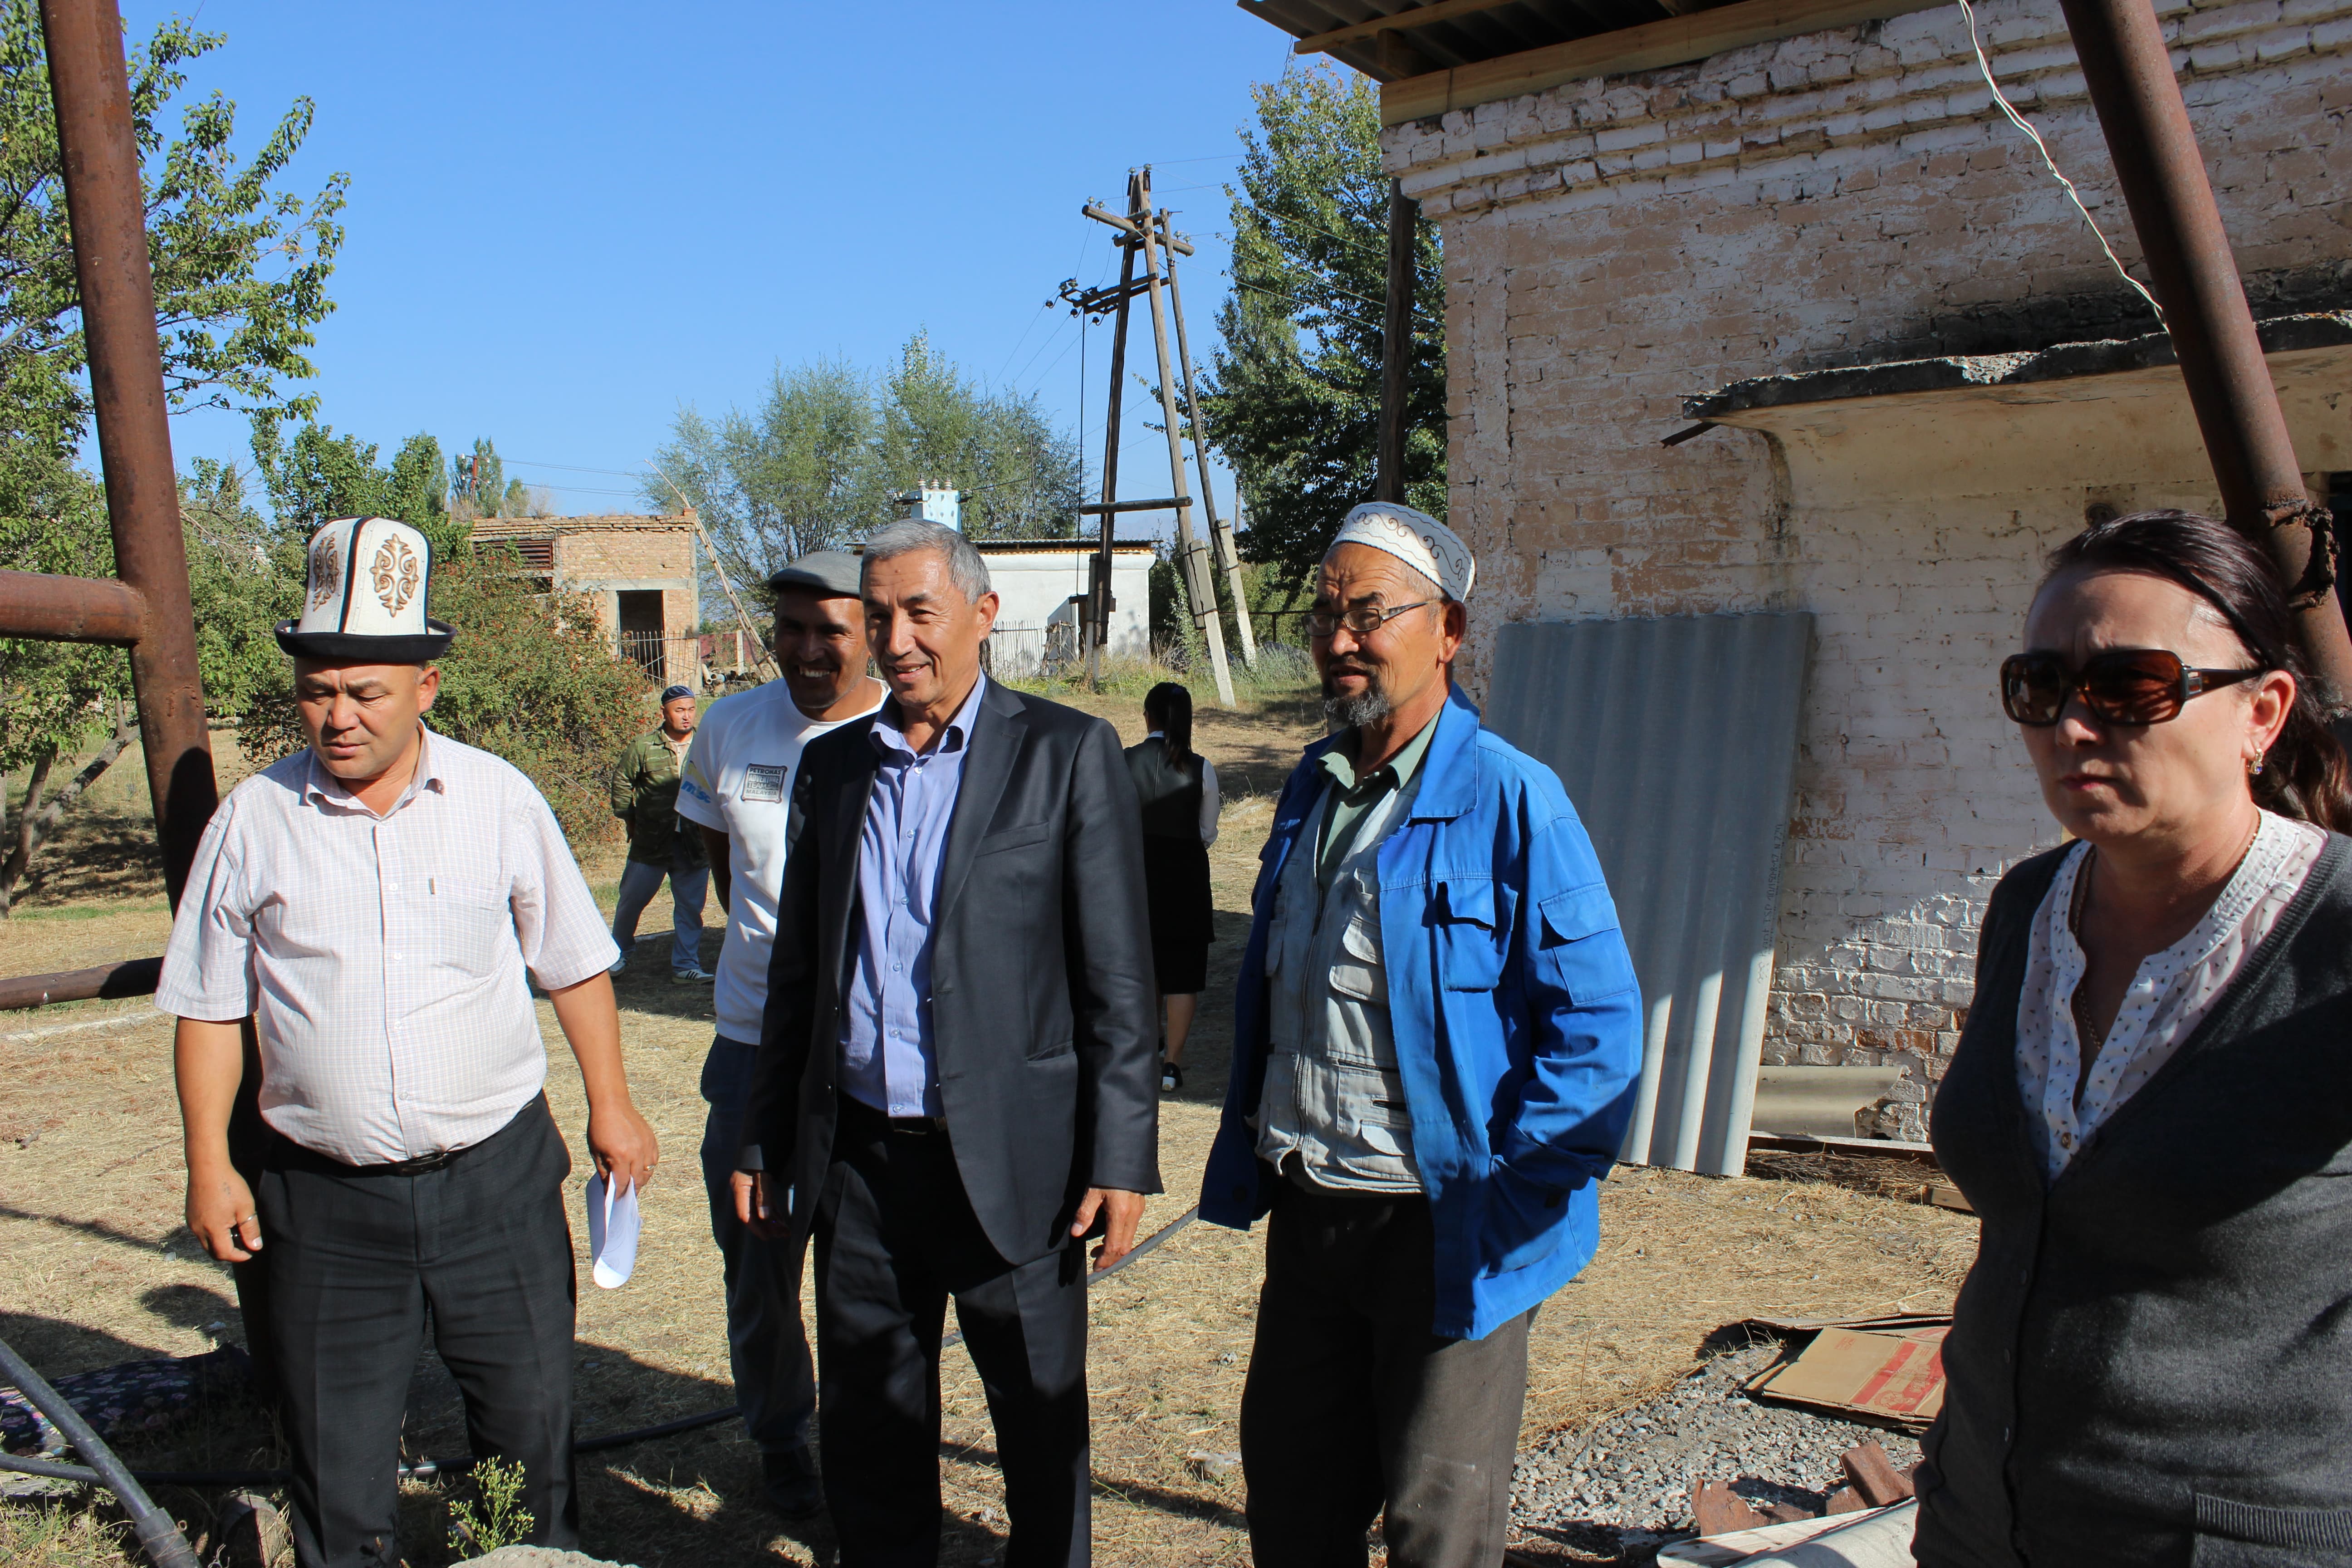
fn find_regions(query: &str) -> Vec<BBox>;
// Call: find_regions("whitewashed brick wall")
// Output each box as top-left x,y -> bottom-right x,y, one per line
1388,0 -> 2352,1132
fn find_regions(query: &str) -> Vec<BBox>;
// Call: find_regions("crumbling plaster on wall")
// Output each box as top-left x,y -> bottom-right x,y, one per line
1385,0 -> 2352,1130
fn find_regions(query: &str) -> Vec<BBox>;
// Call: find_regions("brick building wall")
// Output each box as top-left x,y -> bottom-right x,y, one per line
472,514 -> 701,686
1385,0 -> 2352,1131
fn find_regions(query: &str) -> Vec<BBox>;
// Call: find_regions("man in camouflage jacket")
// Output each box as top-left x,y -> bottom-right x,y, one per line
609,684 -> 713,983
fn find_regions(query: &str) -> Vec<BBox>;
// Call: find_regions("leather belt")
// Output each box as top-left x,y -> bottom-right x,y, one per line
841,1098 -> 948,1137
356,1147 -> 461,1175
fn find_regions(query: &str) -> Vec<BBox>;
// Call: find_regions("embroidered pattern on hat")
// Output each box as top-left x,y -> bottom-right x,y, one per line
308,538 -> 343,612
372,535 -> 420,615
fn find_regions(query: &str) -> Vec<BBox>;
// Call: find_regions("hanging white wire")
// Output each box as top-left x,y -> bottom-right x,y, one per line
1957,0 -> 2166,324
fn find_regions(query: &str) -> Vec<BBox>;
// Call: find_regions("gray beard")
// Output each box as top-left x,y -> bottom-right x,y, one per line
1322,681 -> 1394,731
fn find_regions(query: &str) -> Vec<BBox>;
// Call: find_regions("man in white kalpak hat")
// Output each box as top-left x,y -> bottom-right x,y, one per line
1198,503 -> 1643,1567
160,518 -> 660,1568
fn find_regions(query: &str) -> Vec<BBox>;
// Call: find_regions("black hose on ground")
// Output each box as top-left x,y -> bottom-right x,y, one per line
0,1206 -> 1208,1497
0,1336 -> 199,1567
0,1404 -> 746,1491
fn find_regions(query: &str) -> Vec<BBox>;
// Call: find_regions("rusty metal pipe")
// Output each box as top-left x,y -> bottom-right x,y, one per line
0,955 -> 162,1011
2057,0 -> 2352,701
1378,180 -> 1416,505
0,569 -> 145,644
41,0 -> 217,905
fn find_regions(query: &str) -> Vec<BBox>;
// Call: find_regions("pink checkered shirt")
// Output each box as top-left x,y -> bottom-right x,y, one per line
157,729 -> 619,1166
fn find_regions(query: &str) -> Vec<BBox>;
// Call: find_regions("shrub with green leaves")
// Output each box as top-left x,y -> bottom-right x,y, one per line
242,546 -> 650,845
446,1455 -> 534,1557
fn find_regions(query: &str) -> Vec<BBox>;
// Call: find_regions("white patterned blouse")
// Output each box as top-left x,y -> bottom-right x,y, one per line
2014,809 -> 2326,1181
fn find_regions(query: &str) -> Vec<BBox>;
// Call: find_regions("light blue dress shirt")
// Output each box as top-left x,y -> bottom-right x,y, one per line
838,673 -> 988,1118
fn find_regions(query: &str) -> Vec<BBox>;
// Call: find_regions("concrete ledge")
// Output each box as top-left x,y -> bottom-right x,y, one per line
1685,310 -> 2352,418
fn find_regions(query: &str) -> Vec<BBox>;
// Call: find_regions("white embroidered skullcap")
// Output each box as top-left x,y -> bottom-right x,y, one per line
1330,503 -> 1475,602
274,517 -> 454,662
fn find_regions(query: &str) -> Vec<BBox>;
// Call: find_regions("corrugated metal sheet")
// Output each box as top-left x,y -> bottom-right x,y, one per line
1486,612 -> 1813,1176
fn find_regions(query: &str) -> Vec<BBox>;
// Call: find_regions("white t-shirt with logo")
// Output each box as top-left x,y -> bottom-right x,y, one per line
675,680 -> 884,1044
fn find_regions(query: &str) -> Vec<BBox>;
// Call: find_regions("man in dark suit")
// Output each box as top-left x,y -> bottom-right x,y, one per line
735,519 -> 1160,1568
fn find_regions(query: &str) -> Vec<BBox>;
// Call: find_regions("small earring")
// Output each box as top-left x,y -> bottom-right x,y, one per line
2250,752 -> 2268,776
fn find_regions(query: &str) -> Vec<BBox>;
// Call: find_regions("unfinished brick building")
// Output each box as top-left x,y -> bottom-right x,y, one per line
1252,0 -> 2352,1136
471,512 -> 702,687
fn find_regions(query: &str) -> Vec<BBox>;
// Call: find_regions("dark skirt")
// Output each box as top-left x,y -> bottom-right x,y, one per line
1141,834 -> 1213,995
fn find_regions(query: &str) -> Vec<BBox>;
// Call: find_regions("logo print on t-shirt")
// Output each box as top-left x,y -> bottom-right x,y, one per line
741,763 -> 787,804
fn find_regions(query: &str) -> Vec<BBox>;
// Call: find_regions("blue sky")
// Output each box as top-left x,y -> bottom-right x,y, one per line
122,1 -> 1303,533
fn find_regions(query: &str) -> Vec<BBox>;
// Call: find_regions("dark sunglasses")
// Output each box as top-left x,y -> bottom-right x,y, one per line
1999,648 -> 2265,727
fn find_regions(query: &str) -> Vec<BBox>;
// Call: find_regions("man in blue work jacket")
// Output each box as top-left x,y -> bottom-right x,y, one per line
1201,502 -> 1643,1568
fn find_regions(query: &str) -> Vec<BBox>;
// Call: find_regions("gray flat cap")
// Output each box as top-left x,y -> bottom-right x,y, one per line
767,549 -> 863,598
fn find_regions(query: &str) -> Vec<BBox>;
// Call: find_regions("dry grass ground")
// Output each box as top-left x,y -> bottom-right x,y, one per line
0,688 -> 1979,1566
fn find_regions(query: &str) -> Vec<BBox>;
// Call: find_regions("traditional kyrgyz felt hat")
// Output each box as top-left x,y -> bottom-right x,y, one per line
275,517 -> 455,662
1330,502 -> 1475,601
767,549 -> 864,598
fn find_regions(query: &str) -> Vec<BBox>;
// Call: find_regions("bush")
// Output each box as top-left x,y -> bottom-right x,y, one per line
242,549 -> 651,844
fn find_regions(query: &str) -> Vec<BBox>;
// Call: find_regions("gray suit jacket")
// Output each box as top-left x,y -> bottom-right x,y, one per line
749,678 -> 1161,1266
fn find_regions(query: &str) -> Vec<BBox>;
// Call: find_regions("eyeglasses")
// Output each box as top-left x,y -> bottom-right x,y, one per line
1306,601 -> 1430,639
1999,648 -> 2265,727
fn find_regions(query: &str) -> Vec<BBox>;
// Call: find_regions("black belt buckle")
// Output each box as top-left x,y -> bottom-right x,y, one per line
889,1116 -> 948,1137
375,1147 -> 456,1175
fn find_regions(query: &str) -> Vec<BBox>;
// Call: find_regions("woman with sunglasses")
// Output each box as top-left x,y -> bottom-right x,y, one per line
1916,510 -> 2352,1567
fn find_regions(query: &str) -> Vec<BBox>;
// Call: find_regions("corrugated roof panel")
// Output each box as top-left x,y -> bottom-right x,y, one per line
1485,612 -> 1813,1176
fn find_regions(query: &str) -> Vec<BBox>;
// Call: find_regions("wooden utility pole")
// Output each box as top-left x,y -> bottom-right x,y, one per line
1162,223 -> 1257,665
1081,235 -> 1137,686
1378,178 -> 1417,505
1134,170 -> 1235,707
1070,167 -> 1243,705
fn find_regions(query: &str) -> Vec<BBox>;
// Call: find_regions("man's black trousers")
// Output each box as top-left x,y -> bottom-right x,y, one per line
813,1096 -> 1091,1568
256,1097 -> 579,1568
1238,1171 -> 1531,1568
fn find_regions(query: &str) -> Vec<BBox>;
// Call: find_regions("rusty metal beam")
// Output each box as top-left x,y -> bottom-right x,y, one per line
0,955 -> 162,1011
2057,0 -> 2352,703
0,570 -> 145,645
41,0 -> 217,904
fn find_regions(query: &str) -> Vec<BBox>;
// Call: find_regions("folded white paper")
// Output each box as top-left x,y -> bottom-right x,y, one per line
585,1173 -> 641,1289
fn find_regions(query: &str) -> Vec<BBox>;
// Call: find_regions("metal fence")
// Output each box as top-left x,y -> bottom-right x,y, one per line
983,624 -> 1081,680
619,632 -> 769,690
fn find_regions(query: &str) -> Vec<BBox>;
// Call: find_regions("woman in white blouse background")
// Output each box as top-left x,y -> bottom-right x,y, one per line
1916,510 -> 2352,1568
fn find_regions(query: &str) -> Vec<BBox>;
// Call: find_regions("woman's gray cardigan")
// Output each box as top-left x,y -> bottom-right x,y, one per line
1916,834 -> 2352,1568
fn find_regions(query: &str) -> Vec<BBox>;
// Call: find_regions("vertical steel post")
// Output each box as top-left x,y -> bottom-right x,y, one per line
1377,179 -> 1416,506
42,0 -> 217,904
2058,0 -> 2352,699
1136,169 -> 1235,707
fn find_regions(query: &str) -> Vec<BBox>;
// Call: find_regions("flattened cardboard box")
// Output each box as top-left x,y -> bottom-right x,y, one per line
1741,1319 -> 1950,1432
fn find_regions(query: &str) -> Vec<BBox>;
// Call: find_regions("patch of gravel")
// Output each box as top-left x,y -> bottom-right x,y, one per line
1510,1339 -> 1922,1553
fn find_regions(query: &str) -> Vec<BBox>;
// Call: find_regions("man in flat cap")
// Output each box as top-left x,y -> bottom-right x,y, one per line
162,517 -> 660,1568
609,683 -> 715,984
673,548 -> 885,1514
1200,503 -> 1644,1567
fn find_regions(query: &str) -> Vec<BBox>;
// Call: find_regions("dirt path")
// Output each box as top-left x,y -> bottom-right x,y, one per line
0,690 -> 1977,1566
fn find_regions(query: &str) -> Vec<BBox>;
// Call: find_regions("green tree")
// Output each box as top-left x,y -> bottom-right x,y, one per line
449,436 -> 510,520
238,422 -> 649,845
0,4 -> 344,910
0,456 -> 126,912
653,334 -> 1083,587
1200,64 -> 1445,596
882,330 -> 1082,539
0,4 -> 347,442
181,457 -> 299,719
238,543 -> 649,845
